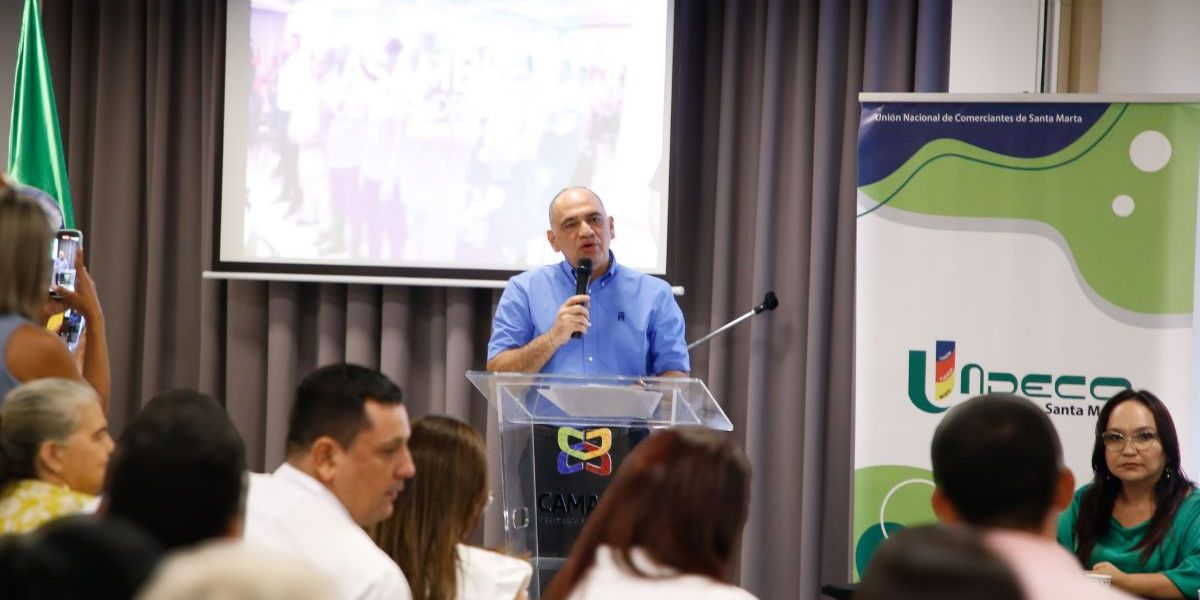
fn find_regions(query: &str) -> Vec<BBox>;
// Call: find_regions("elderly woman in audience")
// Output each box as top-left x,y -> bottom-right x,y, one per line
370,415 -> 531,600
0,379 -> 113,533
542,427 -> 756,600
1059,389 -> 1200,598
856,524 -> 1024,600
0,176 -> 109,410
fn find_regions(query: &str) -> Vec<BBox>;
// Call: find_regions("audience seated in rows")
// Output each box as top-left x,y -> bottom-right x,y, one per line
543,427 -> 757,600
0,176 -> 110,410
371,415 -> 531,600
0,363 -> 762,599
102,389 -> 247,550
0,378 -> 112,533
1058,389 -> 1200,598
931,393 -> 1131,599
138,540 -> 338,600
856,523 -> 1024,600
0,514 -> 162,600
244,363 -> 417,600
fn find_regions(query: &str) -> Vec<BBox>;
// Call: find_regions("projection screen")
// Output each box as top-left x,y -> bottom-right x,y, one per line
216,0 -> 675,285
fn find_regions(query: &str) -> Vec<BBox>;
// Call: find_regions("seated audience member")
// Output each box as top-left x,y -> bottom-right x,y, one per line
0,514 -> 162,600
102,389 -> 247,550
0,176 -> 110,410
931,393 -> 1132,599
856,524 -> 1024,600
371,415 -> 531,600
1059,389 -> 1200,599
542,427 -> 756,600
244,363 -> 417,600
138,540 -> 338,600
0,379 -> 112,533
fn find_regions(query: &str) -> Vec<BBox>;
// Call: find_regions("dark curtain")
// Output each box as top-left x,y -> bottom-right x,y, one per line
41,0 -> 950,597
669,2 -> 950,596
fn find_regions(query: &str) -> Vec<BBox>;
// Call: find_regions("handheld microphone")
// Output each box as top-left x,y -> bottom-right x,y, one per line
571,258 -> 593,339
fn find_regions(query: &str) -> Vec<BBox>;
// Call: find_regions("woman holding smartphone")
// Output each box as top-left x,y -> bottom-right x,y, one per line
0,177 -> 109,411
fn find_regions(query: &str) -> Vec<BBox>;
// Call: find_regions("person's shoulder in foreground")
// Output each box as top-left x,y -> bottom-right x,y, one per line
566,545 -> 757,600
456,543 -> 533,599
245,457 -> 412,600
986,528 -> 1136,599
140,540 -> 340,600
929,393 -> 1134,599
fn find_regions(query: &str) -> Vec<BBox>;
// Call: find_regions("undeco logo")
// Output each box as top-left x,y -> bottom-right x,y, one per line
907,340 -> 1132,414
556,426 -> 613,476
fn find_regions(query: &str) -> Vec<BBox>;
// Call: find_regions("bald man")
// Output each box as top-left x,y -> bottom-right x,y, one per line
486,187 -> 689,377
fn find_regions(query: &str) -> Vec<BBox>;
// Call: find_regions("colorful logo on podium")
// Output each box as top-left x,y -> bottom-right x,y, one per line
556,427 -> 613,476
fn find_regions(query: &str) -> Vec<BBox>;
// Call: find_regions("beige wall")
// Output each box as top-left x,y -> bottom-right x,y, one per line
949,0 -> 1043,92
952,0 -> 1200,95
1098,0 -> 1200,93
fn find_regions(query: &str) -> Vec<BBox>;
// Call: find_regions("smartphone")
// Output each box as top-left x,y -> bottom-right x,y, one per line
49,229 -> 82,299
60,309 -> 85,352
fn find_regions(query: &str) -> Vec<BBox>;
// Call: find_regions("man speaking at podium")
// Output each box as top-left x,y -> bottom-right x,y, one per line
486,187 -> 687,589
487,186 -> 689,377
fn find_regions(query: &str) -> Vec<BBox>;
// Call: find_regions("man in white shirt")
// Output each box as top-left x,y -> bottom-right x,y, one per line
930,394 -> 1133,600
244,364 -> 417,600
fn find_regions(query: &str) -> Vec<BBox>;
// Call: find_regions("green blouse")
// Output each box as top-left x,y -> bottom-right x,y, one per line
1058,485 -> 1200,598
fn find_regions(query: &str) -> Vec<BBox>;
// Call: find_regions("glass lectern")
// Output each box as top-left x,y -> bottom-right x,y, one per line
466,371 -> 733,598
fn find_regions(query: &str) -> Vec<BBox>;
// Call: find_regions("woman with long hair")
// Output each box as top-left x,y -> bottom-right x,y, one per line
1058,389 -> 1200,598
542,427 -> 756,600
370,415 -> 530,600
0,176 -> 109,410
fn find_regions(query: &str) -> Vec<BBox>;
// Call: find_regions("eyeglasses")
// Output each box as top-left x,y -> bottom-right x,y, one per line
1100,430 -> 1159,451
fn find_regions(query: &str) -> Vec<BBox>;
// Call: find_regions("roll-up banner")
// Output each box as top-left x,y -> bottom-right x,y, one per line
853,94 -> 1200,579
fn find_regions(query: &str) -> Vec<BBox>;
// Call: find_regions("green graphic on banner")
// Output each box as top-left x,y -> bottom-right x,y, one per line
854,99 -> 1200,585
851,465 -> 936,580
860,103 -> 1200,315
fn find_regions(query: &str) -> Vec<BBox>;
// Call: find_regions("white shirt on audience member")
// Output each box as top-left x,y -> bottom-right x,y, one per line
985,529 -> 1135,600
244,463 -> 413,600
456,543 -> 532,600
565,545 -> 757,600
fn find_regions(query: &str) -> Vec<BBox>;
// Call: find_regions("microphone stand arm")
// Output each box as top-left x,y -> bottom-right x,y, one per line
687,309 -> 757,351
687,292 -> 778,352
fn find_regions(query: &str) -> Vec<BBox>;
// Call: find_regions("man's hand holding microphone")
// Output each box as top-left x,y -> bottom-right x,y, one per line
548,257 -> 593,347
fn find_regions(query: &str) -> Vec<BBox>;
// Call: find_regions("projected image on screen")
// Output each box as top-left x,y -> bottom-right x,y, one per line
221,0 -> 672,276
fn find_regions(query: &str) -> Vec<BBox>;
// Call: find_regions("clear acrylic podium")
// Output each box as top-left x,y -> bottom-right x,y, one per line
466,371 -> 733,598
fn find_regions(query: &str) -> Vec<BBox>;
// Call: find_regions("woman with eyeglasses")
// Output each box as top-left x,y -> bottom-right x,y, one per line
1058,389 -> 1200,598
369,415 -> 531,600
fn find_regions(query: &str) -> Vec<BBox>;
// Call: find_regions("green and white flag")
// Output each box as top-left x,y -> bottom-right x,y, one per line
8,0 -> 73,228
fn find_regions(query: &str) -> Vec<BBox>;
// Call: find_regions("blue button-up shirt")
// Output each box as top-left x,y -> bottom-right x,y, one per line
487,253 -> 690,376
